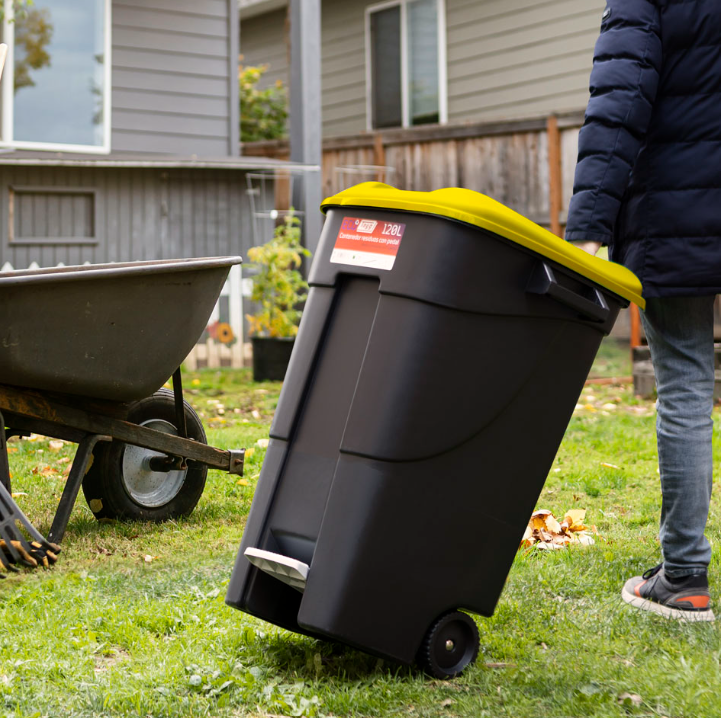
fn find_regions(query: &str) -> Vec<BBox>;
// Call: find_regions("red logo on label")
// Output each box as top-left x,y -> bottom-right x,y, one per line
331,217 -> 406,270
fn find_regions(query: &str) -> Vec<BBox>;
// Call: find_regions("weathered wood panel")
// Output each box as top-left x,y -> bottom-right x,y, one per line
111,0 -> 237,156
246,112 -> 583,234
0,167 -> 254,269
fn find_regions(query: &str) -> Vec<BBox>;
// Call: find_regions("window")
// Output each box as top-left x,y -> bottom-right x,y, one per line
366,0 -> 447,130
1,0 -> 111,153
9,187 -> 99,244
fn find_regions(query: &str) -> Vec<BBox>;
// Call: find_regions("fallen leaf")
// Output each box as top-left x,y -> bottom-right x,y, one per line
545,515 -> 562,534
237,478 -> 250,486
33,466 -> 57,477
244,448 -> 255,459
520,508 -> 599,550
191,379 -> 201,386
6,447 -> 17,454
256,438 -> 269,449
144,555 -> 154,563
618,693 -> 642,707
521,525 -> 533,547
48,440 -> 64,452
600,462 -> 620,470
440,699 -> 455,708
564,509 -> 587,528
58,457 -> 71,464
251,410 -> 261,420
11,492 -> 27,498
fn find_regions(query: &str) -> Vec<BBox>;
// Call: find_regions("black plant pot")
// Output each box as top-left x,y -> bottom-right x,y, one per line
252,336 -> 295,382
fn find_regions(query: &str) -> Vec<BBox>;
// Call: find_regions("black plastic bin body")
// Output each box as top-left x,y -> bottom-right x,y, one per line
227,184 -> 641,666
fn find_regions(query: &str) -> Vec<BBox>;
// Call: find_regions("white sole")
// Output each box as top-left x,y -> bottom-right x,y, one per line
622,586 -> 715,622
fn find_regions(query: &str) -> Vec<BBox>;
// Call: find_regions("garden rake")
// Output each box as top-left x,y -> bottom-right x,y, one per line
0,480 -> 59,576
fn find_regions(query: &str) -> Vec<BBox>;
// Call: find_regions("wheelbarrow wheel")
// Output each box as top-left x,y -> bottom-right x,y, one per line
417,611 -> 480,679
82,389 -> 208,521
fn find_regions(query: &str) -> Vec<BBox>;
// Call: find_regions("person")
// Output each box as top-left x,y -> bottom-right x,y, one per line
565,0 -> 720,621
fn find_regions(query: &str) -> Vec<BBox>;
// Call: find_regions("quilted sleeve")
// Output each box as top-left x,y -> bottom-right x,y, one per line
565,0 -> 662,244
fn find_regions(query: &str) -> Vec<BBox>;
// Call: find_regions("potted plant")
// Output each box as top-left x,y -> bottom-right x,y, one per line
246,211 -> 311,381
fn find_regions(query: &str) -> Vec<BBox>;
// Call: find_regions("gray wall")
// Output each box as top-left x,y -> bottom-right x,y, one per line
0,166 -> 252,269
239,8 -> 289,90
239,0 -> 603,137
112,0 -> 238,155
447,0 -> 602,123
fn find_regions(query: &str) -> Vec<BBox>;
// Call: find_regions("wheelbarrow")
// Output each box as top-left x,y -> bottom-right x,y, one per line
0,256 -> 245,572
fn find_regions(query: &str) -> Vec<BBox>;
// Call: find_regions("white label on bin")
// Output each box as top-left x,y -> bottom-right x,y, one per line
331,217 -> 405,271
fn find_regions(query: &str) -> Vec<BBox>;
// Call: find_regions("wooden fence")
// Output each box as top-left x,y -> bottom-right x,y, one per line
242,111 -> 643,341
242,110 -> 586,236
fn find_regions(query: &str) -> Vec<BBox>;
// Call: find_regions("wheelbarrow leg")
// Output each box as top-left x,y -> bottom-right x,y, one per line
48,434 -> 111,544
172,367 -> 188,439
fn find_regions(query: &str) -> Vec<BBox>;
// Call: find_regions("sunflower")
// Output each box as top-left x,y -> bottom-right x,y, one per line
216,322 -> 234,344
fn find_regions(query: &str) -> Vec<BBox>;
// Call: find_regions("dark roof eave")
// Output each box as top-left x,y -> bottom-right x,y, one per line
0,151 -> 318,171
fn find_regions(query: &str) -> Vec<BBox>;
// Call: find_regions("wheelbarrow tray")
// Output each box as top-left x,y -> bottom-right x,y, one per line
0,257 -> 241,402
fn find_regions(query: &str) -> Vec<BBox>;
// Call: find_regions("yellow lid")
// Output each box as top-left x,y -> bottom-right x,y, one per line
321,183 -> 644,308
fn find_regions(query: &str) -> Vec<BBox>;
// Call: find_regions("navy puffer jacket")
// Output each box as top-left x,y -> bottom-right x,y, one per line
565,0 -> 721,297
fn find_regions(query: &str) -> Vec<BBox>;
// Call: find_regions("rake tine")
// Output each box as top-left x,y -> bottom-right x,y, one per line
0,480 -> 51,547
0,527 -> 24,564
0,543 -> 10,571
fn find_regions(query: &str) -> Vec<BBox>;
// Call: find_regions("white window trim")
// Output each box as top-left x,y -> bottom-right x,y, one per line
365,0 -> 447,132
0,0 -> 112,154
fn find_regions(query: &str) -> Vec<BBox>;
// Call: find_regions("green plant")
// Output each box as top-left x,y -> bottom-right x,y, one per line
246,212 -> 311,338
239,64 -> 288,143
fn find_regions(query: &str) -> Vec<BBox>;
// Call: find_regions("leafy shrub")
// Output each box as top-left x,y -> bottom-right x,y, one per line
246,212 -> 311,337
240,64 -> 288,143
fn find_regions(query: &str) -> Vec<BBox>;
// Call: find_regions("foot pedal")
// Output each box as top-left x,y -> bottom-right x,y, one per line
244,547 -> 309,592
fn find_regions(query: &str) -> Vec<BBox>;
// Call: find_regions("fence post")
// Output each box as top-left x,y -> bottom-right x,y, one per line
373,133 -> 386,182
546,115 -> 563,237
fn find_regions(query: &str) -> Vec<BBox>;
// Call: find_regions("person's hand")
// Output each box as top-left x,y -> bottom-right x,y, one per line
574,241 -> 602,256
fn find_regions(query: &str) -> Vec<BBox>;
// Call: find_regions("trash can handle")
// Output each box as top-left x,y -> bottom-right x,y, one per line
527,262 -> 609,323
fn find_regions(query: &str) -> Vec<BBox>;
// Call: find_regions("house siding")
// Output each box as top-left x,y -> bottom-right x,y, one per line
111,0 -> 237,155
240,0 -> 603,137
446,0 -> 602,123
239,9 -> 289,90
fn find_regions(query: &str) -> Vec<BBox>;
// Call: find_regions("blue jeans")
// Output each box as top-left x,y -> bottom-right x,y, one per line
641,296 -> 715,577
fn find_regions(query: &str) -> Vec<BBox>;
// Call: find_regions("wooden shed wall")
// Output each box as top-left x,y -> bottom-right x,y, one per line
0,167 -> 251,270
112,0 -> 238,155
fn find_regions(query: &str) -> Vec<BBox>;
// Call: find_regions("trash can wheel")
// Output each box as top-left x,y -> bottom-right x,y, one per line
82,389 -> 208,522
417,611 -> 480,679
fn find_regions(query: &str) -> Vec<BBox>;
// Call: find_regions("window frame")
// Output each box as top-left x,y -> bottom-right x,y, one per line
8,185 -> 101,245
0,0 -> 112,154
365,0 -> 447,132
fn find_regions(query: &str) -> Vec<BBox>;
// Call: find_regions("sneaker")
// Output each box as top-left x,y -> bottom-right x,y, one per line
621,564 -> 715,622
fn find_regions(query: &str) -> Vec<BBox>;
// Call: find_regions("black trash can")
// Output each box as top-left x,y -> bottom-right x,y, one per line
226,183 -> 643,677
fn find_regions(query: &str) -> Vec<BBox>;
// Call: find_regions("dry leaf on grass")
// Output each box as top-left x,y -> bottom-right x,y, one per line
48,440 -> 64,452
32,466 -> 57,477
618,692 -> 642,707
520,509 -> 597,550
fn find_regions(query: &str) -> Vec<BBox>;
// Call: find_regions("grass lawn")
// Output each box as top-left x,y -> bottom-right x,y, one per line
1,363 -> 720,718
